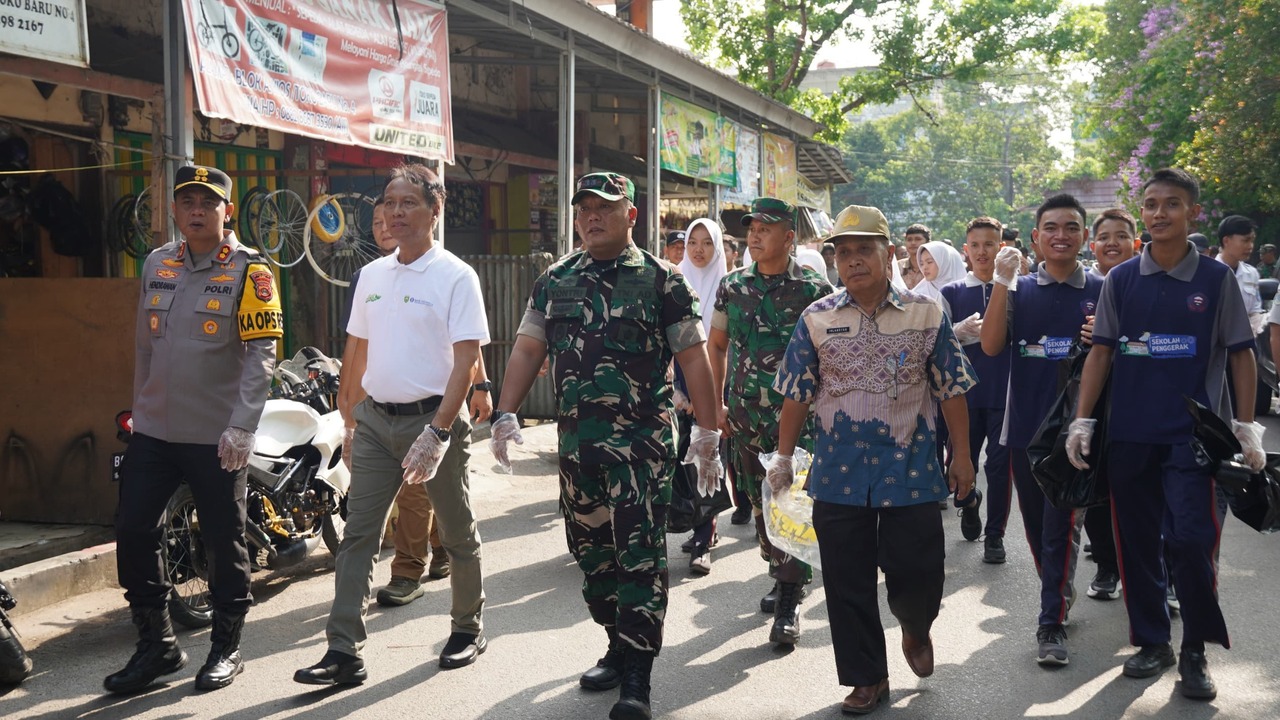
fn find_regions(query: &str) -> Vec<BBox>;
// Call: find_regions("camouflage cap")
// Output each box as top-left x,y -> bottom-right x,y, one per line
173,165 -> 232,201
741,197 -> 796,226
827,204 -> 891,244
571,172 -> 635,204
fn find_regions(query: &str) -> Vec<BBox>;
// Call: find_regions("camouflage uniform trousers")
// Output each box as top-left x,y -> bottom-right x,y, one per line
560,455 -> 671,654
729,421 -> 814,586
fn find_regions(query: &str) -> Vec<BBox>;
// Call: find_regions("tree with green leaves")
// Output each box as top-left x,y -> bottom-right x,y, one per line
1092,0 -> 1280,222
832,83 -> 1064,242
680,0 -> 1102,142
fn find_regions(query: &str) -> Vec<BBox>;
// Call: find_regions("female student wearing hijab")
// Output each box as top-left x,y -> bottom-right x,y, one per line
915,240 -> 968,307
676,218 -> 728,574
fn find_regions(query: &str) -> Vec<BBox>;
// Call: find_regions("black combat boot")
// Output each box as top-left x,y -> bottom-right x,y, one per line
580,625 -> 625,691
768,582 -> 802,645
195,611 -> 245,690
609,647 -> 654,720
103,606 -> 188,694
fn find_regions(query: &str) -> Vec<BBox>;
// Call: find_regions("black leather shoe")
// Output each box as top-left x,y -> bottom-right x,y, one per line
1178,650 -> 1217,700
581,629 -> 624,691
195,649 -> 243,690
768,582 -> 802,645
293,650 -> 367,686
730,507 -> 752,525
1122,643 -> 1175,678
760,582 -> 809,614
439,632 -> 487,669
103,607 -> 188,695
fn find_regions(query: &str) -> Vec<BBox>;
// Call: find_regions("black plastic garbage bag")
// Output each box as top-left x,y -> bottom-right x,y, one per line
1186,397 -> 1280,534
1029,349 -> 1110,510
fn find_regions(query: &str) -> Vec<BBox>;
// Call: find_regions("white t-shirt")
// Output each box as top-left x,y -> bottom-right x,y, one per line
1222,256 -> 1263,315
348,245 -> 490,402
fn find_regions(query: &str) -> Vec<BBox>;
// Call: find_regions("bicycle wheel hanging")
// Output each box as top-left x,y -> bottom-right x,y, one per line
304,192 -> 379,287
105,194 -> 133,254
132,185 -> 153,244
237,185 -> 269,251
256,188 -> 308,267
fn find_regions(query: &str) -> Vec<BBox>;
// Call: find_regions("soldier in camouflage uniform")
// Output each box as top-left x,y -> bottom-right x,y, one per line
491,172 -> 723,720
708,197 -> 834,647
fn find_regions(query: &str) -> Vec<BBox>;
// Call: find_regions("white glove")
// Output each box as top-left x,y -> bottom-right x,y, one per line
762,452 -> 796,494
342,426 -> 355,471
682,425 -> 724,497
217,426 -> 255,472
1232,419 -> 1266,472
490,412 -> 524,474
1065,418 -> 1096,471
1250,313 -> 1267,338
672,389 -> 691,413
402,426 -> 450,484
953,312 -> 983,345
994,246 -> 1021,290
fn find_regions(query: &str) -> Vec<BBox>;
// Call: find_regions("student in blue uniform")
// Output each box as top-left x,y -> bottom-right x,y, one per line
980,194 -> 1102,667
1069,168 -> 1264,701
940,217 -> 1012,562
1078,208 -> 1139,603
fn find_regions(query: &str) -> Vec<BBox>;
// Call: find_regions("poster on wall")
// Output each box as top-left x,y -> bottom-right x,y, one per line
0,0 -> 89,67
659,93 -> 736,186
797,175 -> 830,213
762,132 -> 798,205
182,0 -> 453,162
722,124 -> 758,207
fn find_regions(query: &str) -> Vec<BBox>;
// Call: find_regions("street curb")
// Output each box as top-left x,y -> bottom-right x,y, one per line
4,542 -> 119,617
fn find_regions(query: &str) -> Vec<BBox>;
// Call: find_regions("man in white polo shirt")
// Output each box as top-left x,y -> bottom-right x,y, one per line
295,164 -> 490,685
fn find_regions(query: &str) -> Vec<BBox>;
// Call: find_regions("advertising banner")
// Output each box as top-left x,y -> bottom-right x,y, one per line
183,0 -> 453,162
797,175 -> 830,213
722,124 -> 758,207
762,132 -> 797,204
659,93 -> 736,186
0,0 -> 89,67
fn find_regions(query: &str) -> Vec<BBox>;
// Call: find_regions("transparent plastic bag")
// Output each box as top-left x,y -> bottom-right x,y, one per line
759,448 -> 821,569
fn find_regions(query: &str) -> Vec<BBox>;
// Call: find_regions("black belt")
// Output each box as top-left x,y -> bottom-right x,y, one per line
371,396 -> 442,416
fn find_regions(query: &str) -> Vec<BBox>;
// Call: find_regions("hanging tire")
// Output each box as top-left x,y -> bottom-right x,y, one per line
162,484 -> 214,629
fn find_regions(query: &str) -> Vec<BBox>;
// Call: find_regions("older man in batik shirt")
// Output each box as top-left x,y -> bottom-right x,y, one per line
771,204 -> 976,716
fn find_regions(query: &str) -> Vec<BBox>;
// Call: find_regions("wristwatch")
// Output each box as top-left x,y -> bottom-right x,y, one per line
428,425 -> 452,442
472,380 -> 493,393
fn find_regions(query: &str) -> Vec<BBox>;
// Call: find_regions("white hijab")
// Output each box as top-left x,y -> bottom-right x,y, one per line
678,218 -> 726,333
915,241 -> 967,303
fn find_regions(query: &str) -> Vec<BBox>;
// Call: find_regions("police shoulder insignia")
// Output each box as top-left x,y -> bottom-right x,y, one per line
249,269 -> 274,302
215,244 -> 233,263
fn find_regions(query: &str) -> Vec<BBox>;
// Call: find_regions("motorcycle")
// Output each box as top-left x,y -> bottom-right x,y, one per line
0,577 -> 32,685
113,347 -> 350,629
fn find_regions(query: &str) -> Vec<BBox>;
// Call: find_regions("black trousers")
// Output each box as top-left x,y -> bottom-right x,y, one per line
116,432 -> 252,615
813,500 -> 945,687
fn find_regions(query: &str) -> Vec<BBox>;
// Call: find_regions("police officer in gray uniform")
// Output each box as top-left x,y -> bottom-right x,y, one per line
106,165 -> 283,694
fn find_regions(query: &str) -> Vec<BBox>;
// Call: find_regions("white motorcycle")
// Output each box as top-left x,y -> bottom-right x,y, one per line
113,347 -> 350,629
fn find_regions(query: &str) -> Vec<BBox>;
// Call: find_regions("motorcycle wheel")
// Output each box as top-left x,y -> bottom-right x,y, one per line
321,512 -> 345,557
163,485 -> 215,629
0,613 -> 32,685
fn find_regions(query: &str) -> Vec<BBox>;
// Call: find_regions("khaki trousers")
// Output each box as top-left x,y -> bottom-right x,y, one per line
325,398 -> 484,656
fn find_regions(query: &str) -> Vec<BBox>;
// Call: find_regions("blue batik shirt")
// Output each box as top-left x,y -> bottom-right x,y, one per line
773,286 -> 977,508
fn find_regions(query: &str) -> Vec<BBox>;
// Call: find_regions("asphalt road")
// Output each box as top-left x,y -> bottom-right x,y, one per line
4,419 -> 1280,720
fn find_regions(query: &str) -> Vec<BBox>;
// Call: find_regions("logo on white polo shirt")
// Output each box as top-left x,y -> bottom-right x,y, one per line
366,293 -> 382,303
403,295 -> 433,307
